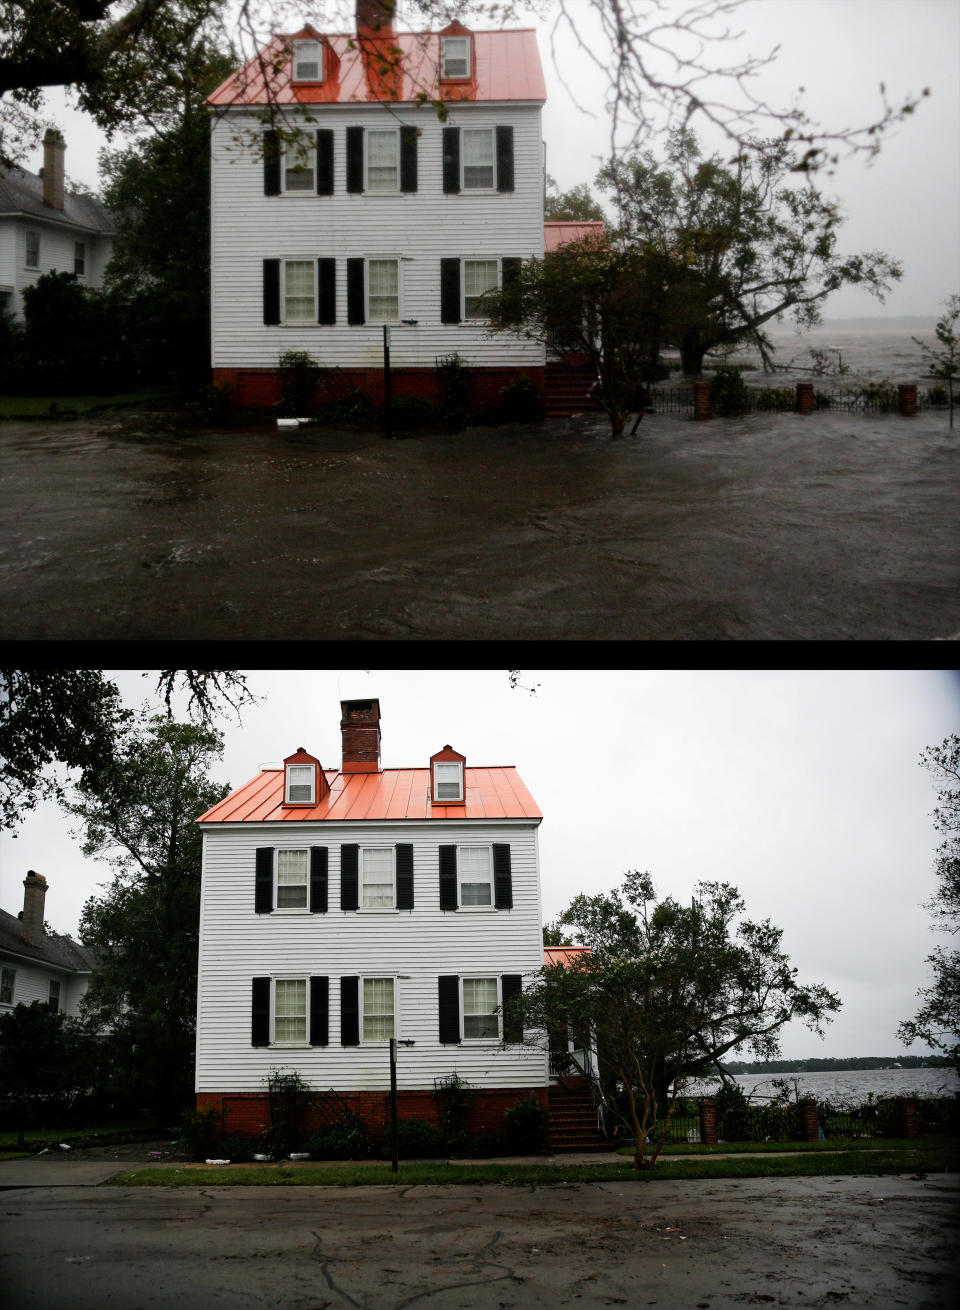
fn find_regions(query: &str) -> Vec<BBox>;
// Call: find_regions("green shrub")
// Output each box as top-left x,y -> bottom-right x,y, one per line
925,385 -> 949,408
459,1131 -> 509,1158
264,1069 -> 314,1154
305,1111 -> 370,1161
754,387 -> 795,412
219,1134 -> 256,1162
709,364 -> 750,415
499,373 -> 541,423
379,1116 -> 446,1159
179,1107 -> 221,1161
503,1094 -> 549,1153
388,394 -> 442,429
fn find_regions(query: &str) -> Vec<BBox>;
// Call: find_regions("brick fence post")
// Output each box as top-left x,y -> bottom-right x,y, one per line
799,1097 -> 819,1142
898,384 -> 918,417
694,380 -> 712,419
896,1097 -> 920,1138
795,382 -> 815,415
698,1098 -> 718,1145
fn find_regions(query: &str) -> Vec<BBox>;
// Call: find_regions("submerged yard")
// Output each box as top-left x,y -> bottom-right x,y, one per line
0,407 -> 957,640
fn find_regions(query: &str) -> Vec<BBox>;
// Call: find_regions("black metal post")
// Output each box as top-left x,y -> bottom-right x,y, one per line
383,324 -> 392,440
390,1037 -> 398,1172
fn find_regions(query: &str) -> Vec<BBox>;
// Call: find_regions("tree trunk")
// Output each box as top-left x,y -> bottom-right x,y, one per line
680,330 -> 708,376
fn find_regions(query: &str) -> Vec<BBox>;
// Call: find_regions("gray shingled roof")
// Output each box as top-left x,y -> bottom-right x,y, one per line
0,907 -> 99,973
0,166 -> 115,234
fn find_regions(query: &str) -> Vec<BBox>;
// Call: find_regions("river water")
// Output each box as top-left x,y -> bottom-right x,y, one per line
702,327 -> 942,389
685,1066 -> 960,1105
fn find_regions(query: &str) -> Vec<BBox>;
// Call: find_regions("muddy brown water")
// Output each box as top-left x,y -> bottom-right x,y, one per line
0,409 -> 957,641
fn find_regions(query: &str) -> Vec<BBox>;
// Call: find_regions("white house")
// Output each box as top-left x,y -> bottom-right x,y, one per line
206,1 -> 547,412
194,695 -> 563,1144
0,131 -> 114,322
0,871 -> 98,1018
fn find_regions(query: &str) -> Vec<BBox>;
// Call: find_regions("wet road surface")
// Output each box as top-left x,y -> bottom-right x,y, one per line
1,409 -> 957,640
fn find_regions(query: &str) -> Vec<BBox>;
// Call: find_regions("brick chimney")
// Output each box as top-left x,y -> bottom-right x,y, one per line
42,130 -> 65,211
21,870 -> 48,945
356,0 -> 396,37
340,698 -> 381,774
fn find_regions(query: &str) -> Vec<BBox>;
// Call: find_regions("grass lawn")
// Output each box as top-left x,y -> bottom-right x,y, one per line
107,1138 -> 959,1187
0,1123 -> 163,1160
0,389 -> 176,419
623,1136 -> 927,1156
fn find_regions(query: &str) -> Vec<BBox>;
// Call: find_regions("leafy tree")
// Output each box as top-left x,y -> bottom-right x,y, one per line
543,920 -> 567,946
512,871 -> 841,1169
913,296 -> 960,429
0,1001 -> 93,1144
598,129 -> 903,375
486,230 -> 673,437
71,715 -> 229,1119
544,175 -> 606,223
99,41 -> 235,384
0,669 -> 254,830
898,735 -> 960,1073
0,2 -> 927,169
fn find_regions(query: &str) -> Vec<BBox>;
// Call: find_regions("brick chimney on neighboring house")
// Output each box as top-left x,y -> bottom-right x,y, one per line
42,130 -> 65,211
340,698 -> 381,773
20,870 -> 48,945
356,0 -> 396,36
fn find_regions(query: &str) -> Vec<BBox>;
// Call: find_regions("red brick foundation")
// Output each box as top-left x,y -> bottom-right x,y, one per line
211,366 -> 546,414
698,1097 -> 718,1145
795,382 -> 815,414
693,380 -> 712,419
197,1086 -> 549,1143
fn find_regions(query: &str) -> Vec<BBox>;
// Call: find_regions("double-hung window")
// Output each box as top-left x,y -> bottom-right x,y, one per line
361,846 -> 395,908
285,763 -> 315,804
1,966 -> 15,1004
462,128 -> 495,190
284,136 -> 315,192
367,259 -> 399,322
441,36 -> 470,79
276,848 -> 309,909
362,976 -> 395,1041
367,130 -> 399,192
433,761 -> 463,802
463,260 -> 498,319
25,230 -> 39,269
458,845 -> 493,906
293,39 -> 323,82
462,977 -> 499,1038
284,260 -> 316,321
274,978 -> 307,1042
74,242 -> 86,275
48,980 -> 61,1013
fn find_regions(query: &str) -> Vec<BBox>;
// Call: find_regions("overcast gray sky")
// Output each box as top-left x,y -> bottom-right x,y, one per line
1,668 -> 958,1063
25,0 -> 960,319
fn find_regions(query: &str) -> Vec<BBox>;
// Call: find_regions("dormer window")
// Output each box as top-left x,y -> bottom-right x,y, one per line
441,35 -> 470,79
282,747 -> 328,807
286,764 -> 315,803
430,745 -> 466,804
293,38 -> 323,82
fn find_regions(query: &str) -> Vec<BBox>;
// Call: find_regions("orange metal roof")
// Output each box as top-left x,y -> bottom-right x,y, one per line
207,29 -> 546,108
199,766 -> 541,824
543,947 -> 590,967
544,221 -> 606,252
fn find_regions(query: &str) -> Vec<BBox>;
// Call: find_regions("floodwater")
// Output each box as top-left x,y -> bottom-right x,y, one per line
0,404 -> 957,641
685,1066 -> 960,1105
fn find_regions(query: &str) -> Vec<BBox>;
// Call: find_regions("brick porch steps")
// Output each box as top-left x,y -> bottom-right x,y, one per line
548,1085 -> 612,1152
543,361 -> 604,418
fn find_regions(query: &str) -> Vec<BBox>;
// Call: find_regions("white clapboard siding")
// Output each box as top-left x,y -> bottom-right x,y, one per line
0,219 -> 112,320
196,819 -> 547,1093
210,102 -> 546,370
0,957 -> 88,1017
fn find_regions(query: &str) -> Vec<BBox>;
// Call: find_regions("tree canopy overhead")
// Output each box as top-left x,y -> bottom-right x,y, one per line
0,1 -> 928,168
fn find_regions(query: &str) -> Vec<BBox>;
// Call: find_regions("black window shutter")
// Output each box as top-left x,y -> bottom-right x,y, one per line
346,259 -> 365,325
252,977 -> 270,1046
263,259 -> 281,326
255,846 -> 274,912
340,976 -> 360,1045
264,130 -> 281,195
310,846 -> 328,913
346,126 -> 364,193
440,258 -> 461,325
501,974 -> 523,1043
439,844 -> 458,910
316,129 -> 334,195
400,125 -> 418,192
442,126 -> 460,193
396,843 -> 414,910
493,843 -> 513,909
438,975 -> 460,1043
310,976 -> 329,1046
496,125 -> 514,193
341,844 -> 359,910
318,258 -> 336,325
